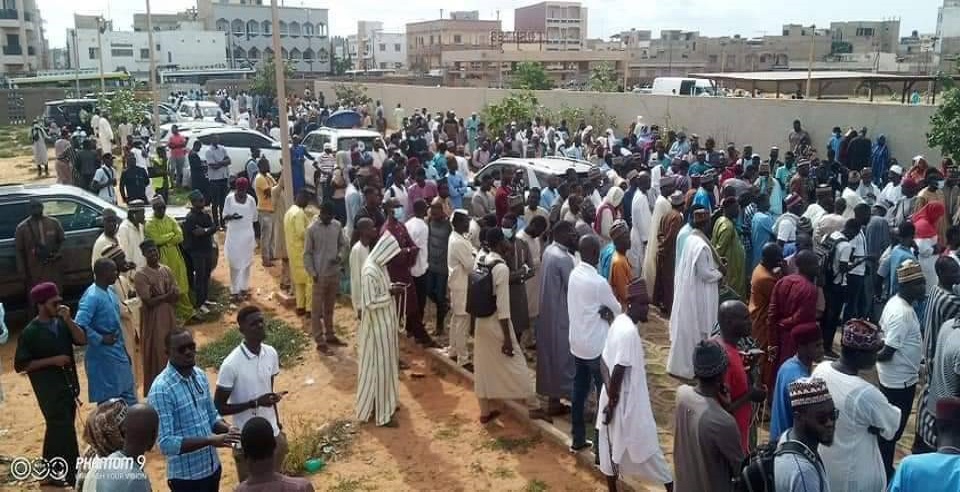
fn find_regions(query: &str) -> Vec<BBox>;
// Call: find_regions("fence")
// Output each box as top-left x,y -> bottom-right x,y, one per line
0,88 -> 67,126
313,81 -> 940,165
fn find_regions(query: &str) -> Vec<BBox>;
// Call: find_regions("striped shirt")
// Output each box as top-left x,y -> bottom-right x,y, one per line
147,363 -> 222,480
923,285 -> 960,362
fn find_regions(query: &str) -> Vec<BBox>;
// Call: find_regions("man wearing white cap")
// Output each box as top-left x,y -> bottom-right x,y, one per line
879,164 -> 904,210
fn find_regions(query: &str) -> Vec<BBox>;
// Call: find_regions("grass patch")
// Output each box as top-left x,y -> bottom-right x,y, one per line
186,279 -> 229,326
283,419 -> 358,477
523,479 -> 549,492
196,315 -> 309,369
168,186 -> 191,207
327,476 -> 375,492
491,466 -> 515,479
481,435 -> 542,455
0,125 -> 35,159
433,414 -> 467,441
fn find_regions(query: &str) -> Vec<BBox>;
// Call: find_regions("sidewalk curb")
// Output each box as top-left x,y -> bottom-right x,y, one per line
423,347 -> 651,492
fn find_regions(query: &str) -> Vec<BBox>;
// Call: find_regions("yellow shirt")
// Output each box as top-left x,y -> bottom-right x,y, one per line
254,173 -> 276,212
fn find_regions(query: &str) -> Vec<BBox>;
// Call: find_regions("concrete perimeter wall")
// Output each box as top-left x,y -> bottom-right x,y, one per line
314,81 -> 939,165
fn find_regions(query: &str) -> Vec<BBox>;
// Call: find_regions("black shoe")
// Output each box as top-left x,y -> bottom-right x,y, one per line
569,440 -> 593,453
417,336 -> 440,348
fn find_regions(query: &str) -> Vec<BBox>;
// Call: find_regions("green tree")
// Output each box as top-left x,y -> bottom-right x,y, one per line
929,87 -> 960,158
332,54 -> 353,76
250,58 -> 295,99
97,89 -> 149,125
333,83 -> 372,108
589,62 -> 619,92
511,62 -> 553,90
480,91 -> 541,136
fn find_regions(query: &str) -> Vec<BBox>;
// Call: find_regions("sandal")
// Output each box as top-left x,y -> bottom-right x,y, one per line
479,410 -> 501,424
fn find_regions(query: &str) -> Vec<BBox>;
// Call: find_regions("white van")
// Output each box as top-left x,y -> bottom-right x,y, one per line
651,77 -> 716,96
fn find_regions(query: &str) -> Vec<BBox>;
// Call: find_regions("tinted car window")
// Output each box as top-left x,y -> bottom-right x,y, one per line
337,136 -> 378,152
0,201 -> 30,239
45,199 -> 100,232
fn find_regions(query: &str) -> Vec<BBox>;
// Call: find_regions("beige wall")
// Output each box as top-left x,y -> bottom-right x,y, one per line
314,81 -> 939,164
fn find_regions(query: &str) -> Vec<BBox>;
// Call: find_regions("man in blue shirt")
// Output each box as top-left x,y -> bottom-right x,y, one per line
75,258 -> 136,406
882,223 -> 917,297
889,396 -> 960,492
148,329 -> 239,491
540,175 -> 560,211
445,157 -> 467,209
769,322 -> 825,440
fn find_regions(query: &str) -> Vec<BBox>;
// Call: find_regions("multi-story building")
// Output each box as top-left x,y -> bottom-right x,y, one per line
196,0 -> 330,73
829,20 -> 900,54
514,1 -> 588,51
1,0 -> 46,74
938,0 -> 960,68
133,12 -> 196,32
67,22 -> 227,81
406,14 -> 500,73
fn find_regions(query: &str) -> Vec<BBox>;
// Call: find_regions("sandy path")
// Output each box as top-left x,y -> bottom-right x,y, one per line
0,234 -> 606,491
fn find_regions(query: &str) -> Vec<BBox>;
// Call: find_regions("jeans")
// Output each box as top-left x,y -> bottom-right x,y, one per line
823,282 -> 845,352
169,155 -> 186,187
209,179 -> 229,226
571,356 -> 603,447
426,270 -> 449,334
168,466 -> 221,492
259,211 -> 275,261
879,383 -> 917,480
843,274 -> 868,322
189,250 -> 212,307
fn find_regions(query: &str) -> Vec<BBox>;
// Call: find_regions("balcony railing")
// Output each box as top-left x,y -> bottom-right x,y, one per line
3,45 -> 22,55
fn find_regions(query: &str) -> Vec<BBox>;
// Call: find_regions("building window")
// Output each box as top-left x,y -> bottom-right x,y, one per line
394,43 -> 401,52
88,47 -> 98,59
379,43 -> 386,51
156,43 -> 160,51
429,35 -> 434,45
856,27 -> 875,37
140,48 -> 149,59
380,62 -> 386,69
708,54 -> 717,63
453,34 -> 462,44
111,48 -> 134,57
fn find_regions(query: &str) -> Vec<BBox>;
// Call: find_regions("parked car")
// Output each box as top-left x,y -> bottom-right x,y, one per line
472,156 -> 593,190
0,184 -> 191,314
43,98 -> 97,129
302,127 -> 386,154
153,121 -> 226,147
177,101 -> 223,122
165,126 -> 283,176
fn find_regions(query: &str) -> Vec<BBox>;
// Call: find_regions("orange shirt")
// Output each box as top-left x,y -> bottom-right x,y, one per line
609,251 -> 634,308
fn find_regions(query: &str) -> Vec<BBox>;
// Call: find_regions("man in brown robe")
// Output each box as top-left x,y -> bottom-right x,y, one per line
654,191 -> 685,313
101,244 -> 143,396
748,242 -> 782,389
15,199 -> 65,295
133,239 -> 179,396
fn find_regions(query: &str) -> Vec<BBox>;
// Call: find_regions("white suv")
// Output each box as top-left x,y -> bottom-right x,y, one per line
185,127 -> 283,176
302,127 -> 386,154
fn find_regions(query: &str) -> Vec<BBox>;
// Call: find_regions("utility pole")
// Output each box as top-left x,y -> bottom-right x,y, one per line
805,24 -> 816,99
71,29 -> 80,97
97,17 -> 106,94
146,0 -> 160,132
271,0 -> 293,207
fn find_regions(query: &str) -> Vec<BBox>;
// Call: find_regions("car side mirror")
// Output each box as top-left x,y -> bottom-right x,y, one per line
94,216 -> 104,228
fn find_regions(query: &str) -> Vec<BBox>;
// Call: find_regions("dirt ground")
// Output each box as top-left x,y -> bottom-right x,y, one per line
0,149 -> 917,491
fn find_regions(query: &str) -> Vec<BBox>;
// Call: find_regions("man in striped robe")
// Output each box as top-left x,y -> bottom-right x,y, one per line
355,233 -> 403,427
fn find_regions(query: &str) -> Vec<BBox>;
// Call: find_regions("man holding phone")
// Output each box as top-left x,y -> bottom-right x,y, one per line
14,282 -> 87,487
215,306 -> 287,482
150,328 -> 240,492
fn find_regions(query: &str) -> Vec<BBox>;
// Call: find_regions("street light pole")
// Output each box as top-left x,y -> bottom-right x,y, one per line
805,24 -> 815,99
71,29 -> 80,97
146,0 -> 160,132
271,0 -> 293,207
97,17 -> 106,94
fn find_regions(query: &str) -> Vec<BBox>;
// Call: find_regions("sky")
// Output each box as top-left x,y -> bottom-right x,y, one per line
38,0 -> 942,49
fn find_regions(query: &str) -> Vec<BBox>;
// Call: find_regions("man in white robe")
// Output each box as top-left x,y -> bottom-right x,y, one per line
447,210 -> 475,366
97,115 -> 114,154
222,178 -> 258,300
356,233 -> 402,426
841,171 -> 864,220
349,218 -> 376,318
642,177 -> 676,297
117,200 -> 147,270
598,280 -> 674,490
629,172 -> 654,278
667,208 -> 723,380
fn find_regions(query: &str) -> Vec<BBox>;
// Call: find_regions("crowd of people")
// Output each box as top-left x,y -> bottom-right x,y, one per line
12,88 -> 960,492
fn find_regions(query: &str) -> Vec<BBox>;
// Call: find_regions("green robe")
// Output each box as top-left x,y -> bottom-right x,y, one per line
712,216 -> 746,300
144,215 -> 194,319
14,318 -> 80,484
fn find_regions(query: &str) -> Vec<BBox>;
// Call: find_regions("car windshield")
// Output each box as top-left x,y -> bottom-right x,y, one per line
338,136 -> 378,152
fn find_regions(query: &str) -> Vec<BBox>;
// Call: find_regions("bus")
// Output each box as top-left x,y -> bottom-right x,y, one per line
6,70 -> 134,94
158,67 -> 256,86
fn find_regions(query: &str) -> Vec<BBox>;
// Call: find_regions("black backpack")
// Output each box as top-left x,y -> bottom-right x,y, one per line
735,439 -> 823,492
817,232 -> 843,285
466,257 -> 502,318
